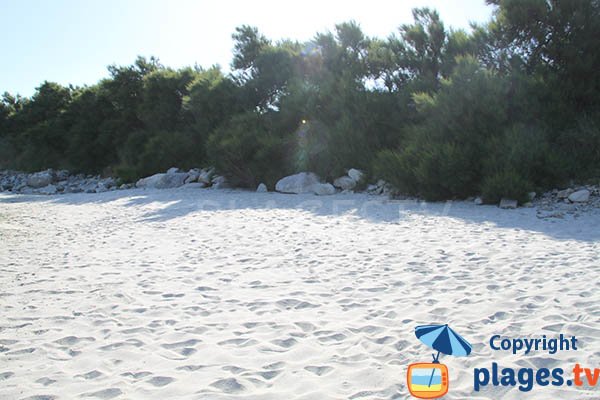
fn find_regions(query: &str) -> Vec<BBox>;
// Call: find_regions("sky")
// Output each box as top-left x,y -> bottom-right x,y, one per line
0,0 -> 494,97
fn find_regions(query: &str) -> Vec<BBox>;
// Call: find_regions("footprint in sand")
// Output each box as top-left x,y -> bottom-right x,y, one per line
160,339 -> 201,349
121,371 -> 152,379
99,339 -> 143,351
36,377 -> 57,386
210,378 -> 245,393
80,388 -> 122,399
146,376 -> 175,387
176,365 -> 206,372
0,371 -> 14,380
305,365 -> 334,376
75,370 -> 103,380
218,338 -> 258,348
255,370 -> 282,380
270,337 -> 298,348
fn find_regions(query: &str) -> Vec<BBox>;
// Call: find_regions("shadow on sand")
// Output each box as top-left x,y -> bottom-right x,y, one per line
1,188 -> 599,242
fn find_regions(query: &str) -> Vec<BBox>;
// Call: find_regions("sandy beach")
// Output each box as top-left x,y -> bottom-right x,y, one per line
1,188 -> 599,400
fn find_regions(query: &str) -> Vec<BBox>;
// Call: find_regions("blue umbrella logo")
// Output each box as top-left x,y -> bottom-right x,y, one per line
407,324 -> 472,398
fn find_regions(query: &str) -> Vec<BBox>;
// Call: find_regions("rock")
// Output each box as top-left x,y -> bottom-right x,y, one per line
211,175 -> 228,189
136,172 -> 188,189
499,198 -> 518,209
56,170 -> 70,181
166,167 -> 181,174
99,177 -> 116,189
528,192 -> 537,201
38,184 -> 57,195
333,176 -> 356,190
311,183 -> 335,195
275,172 -> 320,194
537,211 -> 564,219
185,169 -> 200,184
568,189 -> 590,203
366,184 -> 380,194
256,183 -> 268,192
198,168 -> 214,184
27,170 -> 55,188
347,168 -> 364,182
181,182 -> 206,189
557,188 -> 573,199
474,197 -> 483,205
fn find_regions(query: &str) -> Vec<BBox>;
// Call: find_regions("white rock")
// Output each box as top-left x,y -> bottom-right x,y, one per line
136,172 -> 188,189
27,170 -> 54,188
211,175 -> 228,189
347,168 -> 364,182
185,170 -> 200,184
499,198 -> 518,209
38,184 -> 57,195
474,197 -> 483,205
275,172 -> 320,194
166,167 -> 180,174
256,183 -> 268,192
136,174 -> 163,188
181,182 -> 206,189
333,176 -> 356,190
311,183 -> 336,195
366,184 -> 380,193
528,192 -> 537,201
557,189 -> 572,199
568,189 -> 590,203
198,168 -> 214,184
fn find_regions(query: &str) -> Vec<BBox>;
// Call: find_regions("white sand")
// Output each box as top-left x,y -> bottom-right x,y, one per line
1,189 -> 599,400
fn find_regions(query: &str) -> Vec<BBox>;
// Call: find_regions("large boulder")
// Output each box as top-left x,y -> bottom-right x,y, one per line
347,168 -> 364,182
275,172 -> 320,194
499,198 -> 518,209
198,168 -> 214,185
333,176 -> 356,190
136,172 -> 188,189
27,170 -> 55,188
312,183 -> 335,195
181,182 -> 206,189
185,169 -> 201,184
557,188 -> 573,199
211,175 -> 229,189
568,189 -> 590,203
38,184 -> 57,195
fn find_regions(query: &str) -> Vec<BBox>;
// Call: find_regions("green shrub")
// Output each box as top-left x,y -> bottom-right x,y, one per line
373,148 -> 419,195
481,170 -> 532,205
555,115 -> 600,180
206,112 -> 289,188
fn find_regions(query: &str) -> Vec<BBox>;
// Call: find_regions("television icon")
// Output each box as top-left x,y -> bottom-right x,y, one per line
407,362 -> 449,399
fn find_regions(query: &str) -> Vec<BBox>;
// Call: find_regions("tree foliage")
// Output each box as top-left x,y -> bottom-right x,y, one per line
0,2 -> 598,202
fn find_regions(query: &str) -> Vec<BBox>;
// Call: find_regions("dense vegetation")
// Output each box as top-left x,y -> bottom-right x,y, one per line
1,0 -> 599,201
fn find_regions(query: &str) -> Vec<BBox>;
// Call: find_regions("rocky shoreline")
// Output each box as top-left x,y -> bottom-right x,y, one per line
1,168 -> 598,218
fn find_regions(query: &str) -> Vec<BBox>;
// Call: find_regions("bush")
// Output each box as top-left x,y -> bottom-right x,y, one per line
481,170 -> 532,205
206,112 -> 289,188
115,129 -> 203,182
373,148 -> 419,194
555,115 -> 600,180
